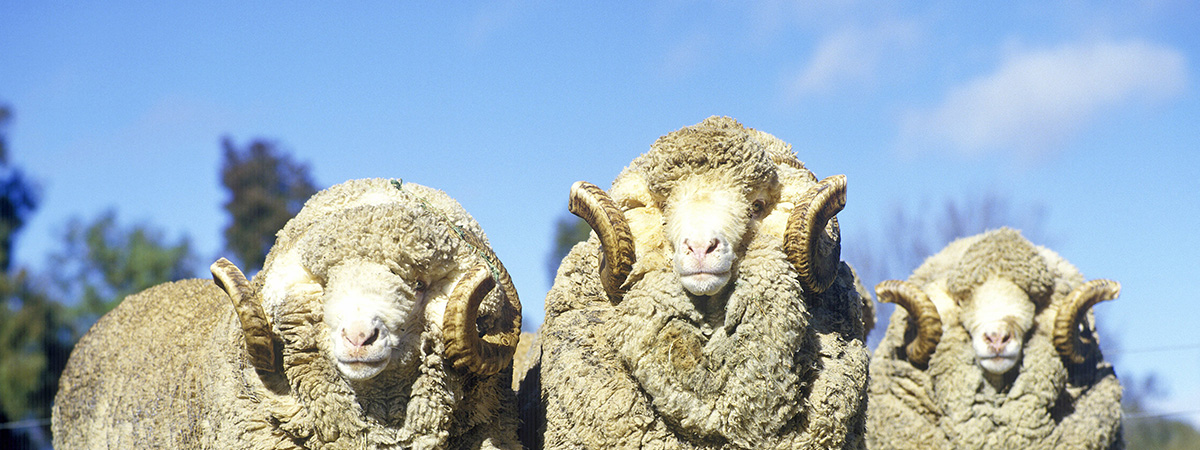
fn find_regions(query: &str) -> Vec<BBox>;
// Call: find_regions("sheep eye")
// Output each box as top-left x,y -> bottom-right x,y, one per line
413,280 -> 427,294
621,198 -> 646,211
750,200 -> 766,218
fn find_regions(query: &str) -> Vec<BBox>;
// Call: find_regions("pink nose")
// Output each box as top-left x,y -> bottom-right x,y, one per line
983,330 -> 1012,353
683,237 -> 720,260
342,321 -> 381,348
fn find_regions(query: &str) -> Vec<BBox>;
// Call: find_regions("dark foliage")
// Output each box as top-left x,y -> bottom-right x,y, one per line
545,214 -> 592,286
220,137 -> 317,273
0,105 -> 40,272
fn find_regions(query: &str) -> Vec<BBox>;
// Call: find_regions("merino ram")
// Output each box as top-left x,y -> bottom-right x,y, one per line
867,228 -> 1123,450
519,117 -> 871,449
53,178 -> 523,449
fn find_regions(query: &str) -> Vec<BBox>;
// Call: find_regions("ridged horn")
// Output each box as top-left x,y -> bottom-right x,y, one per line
1054,279 -> 1120,364
784,174 -> 847,294
568,181 -> 635,301
877,280 -> 942,367
444,262 -> 522,376
210,258 -> 276,372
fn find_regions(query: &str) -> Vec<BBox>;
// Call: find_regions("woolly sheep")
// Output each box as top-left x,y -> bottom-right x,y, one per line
53,178 -> 523,450
867,228 -> 1122,450
520,117 -> 870,449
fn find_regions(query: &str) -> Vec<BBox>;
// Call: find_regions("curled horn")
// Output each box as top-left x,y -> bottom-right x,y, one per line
1054,279 -> 1120,364
444,262 -> 522,376
568,181 -> 635,301
876,280 -> 942,367
211,258 -> 276,372
784,174 -> 847,294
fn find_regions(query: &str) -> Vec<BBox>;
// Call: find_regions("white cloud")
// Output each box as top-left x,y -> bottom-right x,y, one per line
658,32 -> 714,81
901,40 -> 1188,158
463,0 -> 523,49
786,20 -> 919,99
789,29 -> 872,95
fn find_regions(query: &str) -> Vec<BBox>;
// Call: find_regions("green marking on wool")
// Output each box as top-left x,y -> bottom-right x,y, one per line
391,178 -> 504,283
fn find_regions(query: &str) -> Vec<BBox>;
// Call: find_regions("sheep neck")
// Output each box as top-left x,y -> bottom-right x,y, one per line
982,368 -> 1018,394
689,292 -> 729,336
611,248 -> 809,446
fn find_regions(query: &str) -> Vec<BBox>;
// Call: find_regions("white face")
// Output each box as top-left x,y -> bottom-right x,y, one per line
664,178 -> 763,297
322,260 -> 427,381
961,278 -> 1035,375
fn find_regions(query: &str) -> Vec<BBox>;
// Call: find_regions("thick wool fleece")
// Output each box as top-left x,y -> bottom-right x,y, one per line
866,229 -> 1122,450
53,179 -> 520,450
522,117 -> 869,449
629,116 -> 781,202
53,279 -> 249,448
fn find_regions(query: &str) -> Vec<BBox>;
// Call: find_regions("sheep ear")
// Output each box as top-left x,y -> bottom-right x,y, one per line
211,258 -> 277,373
876,280 -> 942,367
1053,279 -> 1120,364
569,181 -> 635,302
784,174 -> 846,294
444,262 -> 522,376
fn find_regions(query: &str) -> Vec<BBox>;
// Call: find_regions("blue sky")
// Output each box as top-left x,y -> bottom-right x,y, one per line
3,1 -> 1198,420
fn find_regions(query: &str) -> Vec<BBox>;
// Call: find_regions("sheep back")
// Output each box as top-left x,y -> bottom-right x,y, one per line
53,279 -> 255,448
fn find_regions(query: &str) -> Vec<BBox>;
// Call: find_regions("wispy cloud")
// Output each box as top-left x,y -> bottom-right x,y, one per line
658,32 -> 716,81
900,39 -> 1188,158
463,0 -> 523,49
785,20 -> 919,99
749,0 -> 869,39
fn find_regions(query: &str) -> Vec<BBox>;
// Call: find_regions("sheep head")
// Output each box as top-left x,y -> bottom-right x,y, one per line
959,277 -> 1038,375
213,180 -> 521,385
569,116 -> 846,302
880,228 -> 1120,375
320,258 -> 428,380
946,229 -> 1055,375
320,254 -> 520,380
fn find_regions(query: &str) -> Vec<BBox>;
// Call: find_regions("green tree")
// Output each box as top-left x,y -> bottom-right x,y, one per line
0,269 -> 70,449
0,103 -> 58,449
1120,374 -> 1200,449
0,104 -> 203,449
219,137 -> 318,273
49,210 -> 197,323
32,211 -> 196,448
0,105 -> 40,271
545,214 -> 591,285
